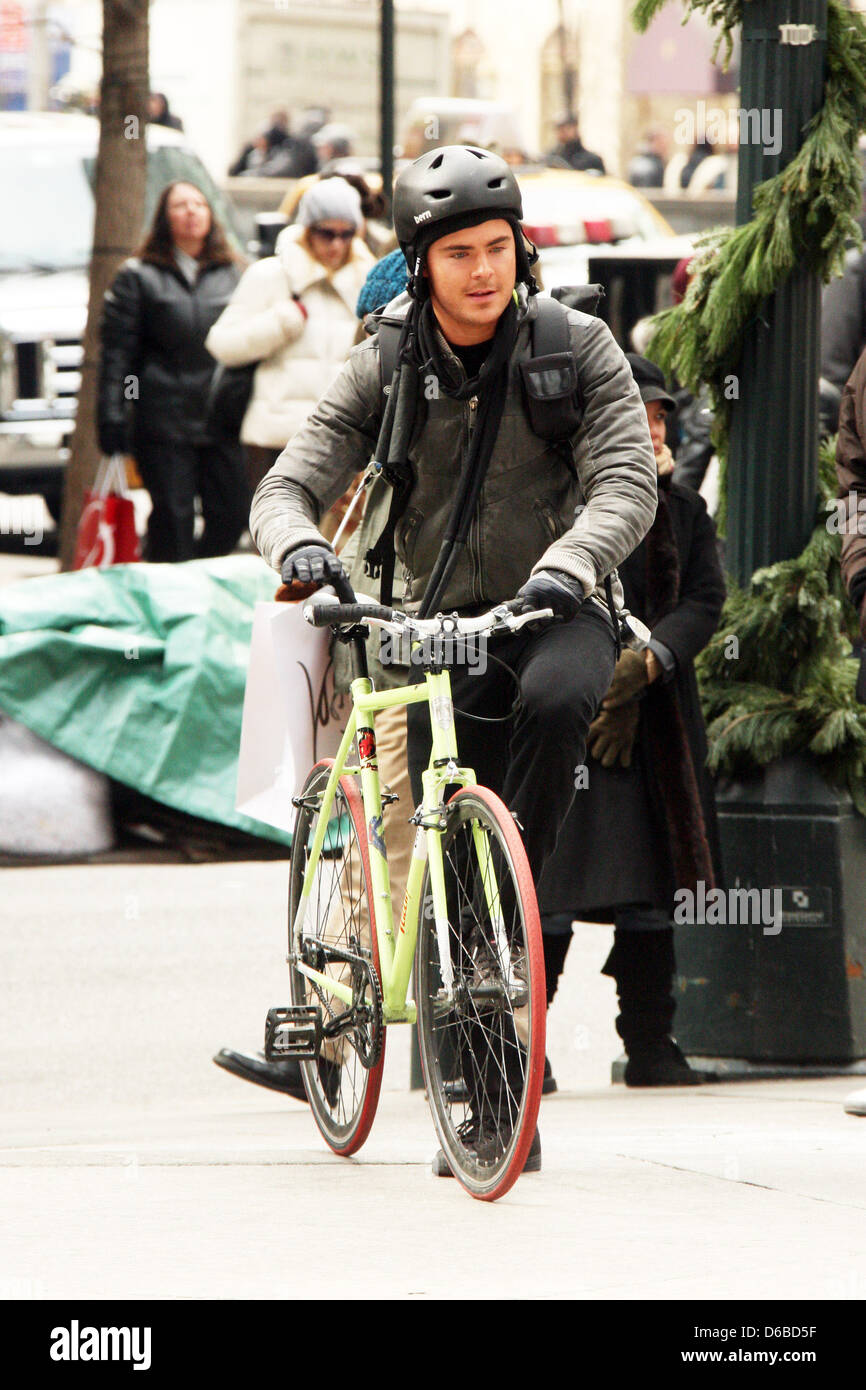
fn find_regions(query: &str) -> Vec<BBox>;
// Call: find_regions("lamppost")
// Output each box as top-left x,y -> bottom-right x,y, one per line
726,1 -> 828,585
380,0 -> 394,217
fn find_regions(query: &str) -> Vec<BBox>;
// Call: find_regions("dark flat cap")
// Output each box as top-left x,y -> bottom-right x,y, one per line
626,353 -> 676,412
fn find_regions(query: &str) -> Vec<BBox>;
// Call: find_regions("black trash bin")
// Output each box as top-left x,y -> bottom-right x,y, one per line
673,756 -> 866,1072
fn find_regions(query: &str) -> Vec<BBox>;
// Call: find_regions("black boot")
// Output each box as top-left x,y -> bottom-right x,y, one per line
542,919 -> 572,1008
601,928 -> 705,1086
539,917 -> 573,1095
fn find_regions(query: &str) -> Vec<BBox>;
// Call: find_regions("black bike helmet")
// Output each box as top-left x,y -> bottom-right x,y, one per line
392,145 -> 535,295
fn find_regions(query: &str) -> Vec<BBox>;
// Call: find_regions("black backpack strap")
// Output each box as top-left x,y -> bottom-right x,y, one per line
550,283 -> 605,317
376,316 -> 405,407
530,293 -> 573,356
364,314 -> 415,606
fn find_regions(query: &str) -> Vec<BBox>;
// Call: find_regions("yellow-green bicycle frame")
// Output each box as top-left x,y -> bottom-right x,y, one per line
291,664 -> 508,1028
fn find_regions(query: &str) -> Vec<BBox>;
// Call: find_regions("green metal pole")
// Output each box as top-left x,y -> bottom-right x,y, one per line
726,0 -> 827,586
380,0 -> 395,218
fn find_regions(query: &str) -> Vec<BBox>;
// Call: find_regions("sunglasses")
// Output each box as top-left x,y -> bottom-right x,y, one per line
310,226 -> 355,243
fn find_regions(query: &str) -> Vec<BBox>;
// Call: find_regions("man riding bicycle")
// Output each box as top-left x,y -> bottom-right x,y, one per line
249,146 -> 657,1173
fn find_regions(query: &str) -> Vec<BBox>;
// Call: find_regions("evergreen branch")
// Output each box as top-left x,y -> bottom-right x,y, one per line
640,0 -> 866,461
631,5 -> 866,812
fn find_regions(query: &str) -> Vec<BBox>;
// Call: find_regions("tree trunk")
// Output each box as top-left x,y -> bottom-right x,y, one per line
58,0 -> 149,571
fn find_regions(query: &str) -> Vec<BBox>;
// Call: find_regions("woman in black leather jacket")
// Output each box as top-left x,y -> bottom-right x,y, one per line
98,181 -> 248,561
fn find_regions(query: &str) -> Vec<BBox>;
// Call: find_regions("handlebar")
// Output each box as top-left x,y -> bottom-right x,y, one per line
305,600 -> 396,628
303,592 -> 553,638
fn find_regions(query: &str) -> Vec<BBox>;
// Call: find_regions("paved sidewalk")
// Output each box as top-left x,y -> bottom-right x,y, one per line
3,1078 -> 866,1301
3,861 -> 866,1301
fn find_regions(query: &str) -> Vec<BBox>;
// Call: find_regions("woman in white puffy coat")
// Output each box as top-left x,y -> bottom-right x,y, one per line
206,177 -> 376,492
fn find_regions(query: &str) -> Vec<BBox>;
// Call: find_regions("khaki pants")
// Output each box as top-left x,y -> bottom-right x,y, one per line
317,702 -> 414,1061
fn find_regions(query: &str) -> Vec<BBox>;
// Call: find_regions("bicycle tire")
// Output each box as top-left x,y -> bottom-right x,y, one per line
289,760 -> 386,1155
414,784 -> 545,1200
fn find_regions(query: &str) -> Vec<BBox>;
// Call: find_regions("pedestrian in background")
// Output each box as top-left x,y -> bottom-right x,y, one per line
627,128 -> 668,188
97,181 -> 248,562
538,354 -> 726,1087
281,169 -> 395,259
206,178 -> 375,495
147,92 -> 183,131
546,114 -> 605,173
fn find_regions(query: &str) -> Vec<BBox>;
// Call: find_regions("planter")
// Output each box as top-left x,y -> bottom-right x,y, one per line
673,755 -> 866,1066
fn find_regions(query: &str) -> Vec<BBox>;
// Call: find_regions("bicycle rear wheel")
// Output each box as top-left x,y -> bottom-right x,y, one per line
414,784 -> 545,1200
289,760 -> 386,1156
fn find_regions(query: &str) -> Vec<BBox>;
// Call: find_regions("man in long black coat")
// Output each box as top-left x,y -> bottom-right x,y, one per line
538,355 -> 726,1085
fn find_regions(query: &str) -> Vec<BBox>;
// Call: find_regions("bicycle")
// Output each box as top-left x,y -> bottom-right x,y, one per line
265,588 -> 552,1201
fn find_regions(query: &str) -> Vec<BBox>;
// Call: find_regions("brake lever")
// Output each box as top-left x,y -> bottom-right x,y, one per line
493,605 -> 555,633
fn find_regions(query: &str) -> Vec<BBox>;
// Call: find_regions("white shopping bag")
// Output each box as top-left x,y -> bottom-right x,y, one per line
236,601 -> 350,834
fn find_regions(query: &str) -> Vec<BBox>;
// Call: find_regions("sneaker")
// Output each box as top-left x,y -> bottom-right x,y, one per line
624,1037 -> 706,1087
432,1124 -> 541,1177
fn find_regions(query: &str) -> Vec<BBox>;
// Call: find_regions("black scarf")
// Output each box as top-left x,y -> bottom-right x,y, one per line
365,296 -> 518,612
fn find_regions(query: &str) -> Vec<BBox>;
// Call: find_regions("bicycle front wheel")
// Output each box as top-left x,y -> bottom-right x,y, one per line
414,785 -> 545,1201
289,760 -> 386,1156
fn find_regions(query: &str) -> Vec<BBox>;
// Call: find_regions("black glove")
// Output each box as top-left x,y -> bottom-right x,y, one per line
281,544 -> 351,596
516,568 -> 585,623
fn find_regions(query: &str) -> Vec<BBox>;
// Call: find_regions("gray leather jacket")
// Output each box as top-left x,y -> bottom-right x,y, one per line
250,290 -> 657,618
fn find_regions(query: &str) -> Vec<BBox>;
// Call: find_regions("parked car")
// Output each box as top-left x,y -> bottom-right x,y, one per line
516,167 -> 694,345
0,112 -> 245,520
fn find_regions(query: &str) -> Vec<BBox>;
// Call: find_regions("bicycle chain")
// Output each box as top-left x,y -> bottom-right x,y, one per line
302,940 -> 384,1071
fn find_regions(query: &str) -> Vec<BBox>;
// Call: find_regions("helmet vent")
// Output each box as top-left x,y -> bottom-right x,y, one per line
488,177 -> 505,189
429,188 -> 450,200
430,152 -> 445,169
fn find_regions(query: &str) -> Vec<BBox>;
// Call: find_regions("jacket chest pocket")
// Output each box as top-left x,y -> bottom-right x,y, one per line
397,506 -> 423,575
533,498 -> 562,544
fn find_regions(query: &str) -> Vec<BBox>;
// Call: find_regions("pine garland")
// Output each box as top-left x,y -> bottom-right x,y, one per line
631,0 -> 866,463
695,438 -> 866,812
629,1 -> 866,812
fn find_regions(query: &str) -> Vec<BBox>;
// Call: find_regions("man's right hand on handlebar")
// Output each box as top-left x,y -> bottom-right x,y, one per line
281,544 -> 350,592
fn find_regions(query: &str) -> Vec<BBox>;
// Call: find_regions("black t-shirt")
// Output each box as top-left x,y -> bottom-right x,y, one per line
450,339 -> 491,380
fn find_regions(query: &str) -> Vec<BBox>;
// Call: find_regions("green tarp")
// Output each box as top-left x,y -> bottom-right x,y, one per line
0,556 -> 290,844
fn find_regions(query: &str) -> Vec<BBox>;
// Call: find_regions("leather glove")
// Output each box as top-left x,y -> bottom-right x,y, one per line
516,569 -> 585,624
587,702 -> 640,769
602,647 -> 649,710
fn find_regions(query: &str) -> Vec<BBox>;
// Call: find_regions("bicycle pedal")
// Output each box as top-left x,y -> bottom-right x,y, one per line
264,1006 -> 322,1061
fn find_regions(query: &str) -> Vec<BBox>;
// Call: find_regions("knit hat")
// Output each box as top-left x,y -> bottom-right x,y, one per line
296,177 -> 363,230
356,249 -> 409,319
